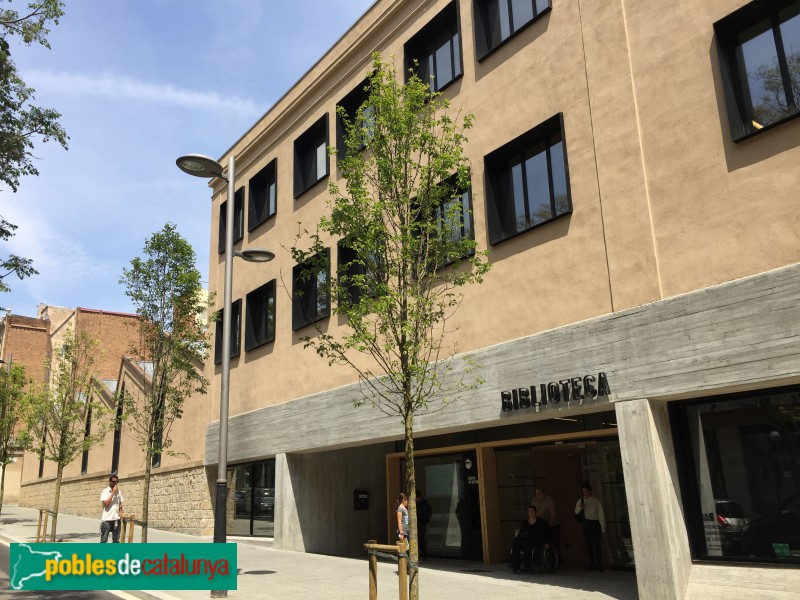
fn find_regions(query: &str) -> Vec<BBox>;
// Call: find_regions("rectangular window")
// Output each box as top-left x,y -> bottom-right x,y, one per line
214,298 -> 242,365
111,386 -> 124,475
245,279 -> 276,351
218,187 -> 245,254
405,2 -> 463,92
484,114 -> 571,245
248,158 -> 277,231
671,387 -> 800,564
151,396 -> 164,468
336,78 -> 372,160
292,251 -> 330,330
81,403 -> 92,475
473,0 -> 551,60
337,241 -> 368,308
294,114 -> 329,198
715,0 -> 800,141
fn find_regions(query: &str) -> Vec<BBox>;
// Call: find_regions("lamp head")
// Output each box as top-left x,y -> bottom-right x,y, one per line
235,249 -> 276,263
176,154 -> 226,180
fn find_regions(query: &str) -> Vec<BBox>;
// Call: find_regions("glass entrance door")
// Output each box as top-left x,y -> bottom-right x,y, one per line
403,451 -> 483,560
231,459 -> 276,537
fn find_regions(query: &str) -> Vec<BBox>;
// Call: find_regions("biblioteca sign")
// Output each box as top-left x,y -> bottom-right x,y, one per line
500,372 -> 611,414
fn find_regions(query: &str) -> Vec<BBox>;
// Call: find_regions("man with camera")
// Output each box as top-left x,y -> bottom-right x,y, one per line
99,474 -> 124,543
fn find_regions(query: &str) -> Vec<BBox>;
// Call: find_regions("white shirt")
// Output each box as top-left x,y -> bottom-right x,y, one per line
100,486 -> 124,521
575,495 -> 605,532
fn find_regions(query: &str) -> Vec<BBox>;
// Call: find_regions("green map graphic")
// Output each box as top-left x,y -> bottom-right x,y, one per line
10,543 -> 62,590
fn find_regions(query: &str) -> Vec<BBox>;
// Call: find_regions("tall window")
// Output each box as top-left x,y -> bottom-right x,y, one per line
214,299 -> 242,365
715,0 -> 800,140
218,187 -> 244,253
484,114 -> 571,245
473,0 -> 551,59
151,396 -> 164,468
294,114 -> 329,198
248,158 -> 277,230
111,385 -> 124,475
336,78 -> 372,160
672,387 -> 800,564
245,280 -> 276,351
405,2 -> 463,92
81,403 -> 91,475
292,251 -> 330,330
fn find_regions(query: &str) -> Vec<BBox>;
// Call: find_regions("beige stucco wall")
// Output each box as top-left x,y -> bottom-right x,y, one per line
201,0 -> 800,425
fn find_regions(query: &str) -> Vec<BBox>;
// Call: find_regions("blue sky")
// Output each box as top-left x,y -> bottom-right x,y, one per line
1,0 -> 374,317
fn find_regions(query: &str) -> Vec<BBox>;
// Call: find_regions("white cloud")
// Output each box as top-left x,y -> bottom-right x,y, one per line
25,70 -> 263,118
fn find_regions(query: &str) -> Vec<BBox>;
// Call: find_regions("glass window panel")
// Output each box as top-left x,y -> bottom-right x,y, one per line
498,0 -> 511,41
268,181 -> 276,216
549,140 -> 569,216
461,191 -> 472,237
435,38 -> 454,89
779,5 -> 800,108
523,148 -> 551,225
316,141 -> 327,180
452,32 -> 462,78
510,160 -> 526,234
510,0 -> 534,32
739,20 -> 788,126
535,0 -> 549,14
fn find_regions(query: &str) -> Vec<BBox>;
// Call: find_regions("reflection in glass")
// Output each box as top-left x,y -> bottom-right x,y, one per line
779,5 -> 800,109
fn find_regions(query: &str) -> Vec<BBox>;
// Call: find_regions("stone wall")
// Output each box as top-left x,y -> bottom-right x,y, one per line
19,464 -> 215,536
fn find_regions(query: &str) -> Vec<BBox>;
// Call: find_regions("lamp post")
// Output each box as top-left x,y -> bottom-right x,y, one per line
177,154 -> 274,597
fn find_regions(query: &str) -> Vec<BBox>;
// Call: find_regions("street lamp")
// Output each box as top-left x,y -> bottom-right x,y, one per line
177,153 -> 274,589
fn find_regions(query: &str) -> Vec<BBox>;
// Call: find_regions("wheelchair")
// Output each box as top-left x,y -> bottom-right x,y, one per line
509,541 -> 559,574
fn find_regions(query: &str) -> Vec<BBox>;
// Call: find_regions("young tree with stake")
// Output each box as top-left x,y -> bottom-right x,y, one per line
291,54 -> 490,600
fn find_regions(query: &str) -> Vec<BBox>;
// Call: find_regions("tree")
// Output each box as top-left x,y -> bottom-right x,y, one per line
0,1 -> 68,292
291,54 -> 490,600
21,328 -> 107,541
752,51 -> 800,127
119,223 -> 209,542
0,362 -> 29,515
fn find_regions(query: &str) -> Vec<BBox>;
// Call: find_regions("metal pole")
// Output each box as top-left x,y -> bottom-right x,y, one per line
212,155 -> 235,599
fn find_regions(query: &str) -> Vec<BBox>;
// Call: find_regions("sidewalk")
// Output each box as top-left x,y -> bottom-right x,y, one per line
0,505 -> 638,600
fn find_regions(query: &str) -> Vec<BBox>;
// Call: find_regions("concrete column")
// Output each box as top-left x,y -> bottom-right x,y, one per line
616,398 -> 691,600
274,453 -> 304,551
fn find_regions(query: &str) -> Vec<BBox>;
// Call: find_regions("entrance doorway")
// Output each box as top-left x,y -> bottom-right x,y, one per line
494,438 -> 633,569
402,450 -> 483,560
230,459 -> 276,537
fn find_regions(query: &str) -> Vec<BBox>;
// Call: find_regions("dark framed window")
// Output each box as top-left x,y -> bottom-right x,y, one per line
484,114 -> 571,245
405,1 -> 463,92
81,402 -> 91,475
218,187 -> 245,254
292,250 -> 330,330
151,396 -> 164,468
111,386 -> 124,475
294,114 -> 329,198
336,78 -> 372,160
473,0 -> 551,60
248,159 -> 277,231
245,279 -> 276,351
337,241 -> 368,308
715,0 -> 800,141
435,178 -> 474,247
214,298 -> 242,365
671,386 -> 800,564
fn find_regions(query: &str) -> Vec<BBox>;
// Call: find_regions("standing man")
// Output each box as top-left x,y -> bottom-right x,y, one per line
100,474 -> 124,543
532,486 -> 560,559
575,482 -> 605,571
415,489 -> 432,560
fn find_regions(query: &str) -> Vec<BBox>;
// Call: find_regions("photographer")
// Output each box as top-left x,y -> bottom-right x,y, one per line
99,474 -> 124,543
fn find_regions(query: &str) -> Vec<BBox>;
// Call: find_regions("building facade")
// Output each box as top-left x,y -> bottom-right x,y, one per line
197,0 -> 800,598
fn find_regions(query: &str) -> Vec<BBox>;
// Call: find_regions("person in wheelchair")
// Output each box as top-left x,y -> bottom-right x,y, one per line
511,504 -> 551,573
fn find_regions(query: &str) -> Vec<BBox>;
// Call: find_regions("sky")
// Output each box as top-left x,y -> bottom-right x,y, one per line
1,0 -> 375,318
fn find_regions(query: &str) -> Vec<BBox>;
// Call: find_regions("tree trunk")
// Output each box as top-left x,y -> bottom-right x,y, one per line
50,465 -> 63,542
142,454 -> 152,543
0,462 -> 7,517
405,410 -> 420,600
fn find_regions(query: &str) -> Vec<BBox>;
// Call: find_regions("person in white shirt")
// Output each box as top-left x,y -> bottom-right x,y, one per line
575,482 -> 605,571
99,474 -> 124,543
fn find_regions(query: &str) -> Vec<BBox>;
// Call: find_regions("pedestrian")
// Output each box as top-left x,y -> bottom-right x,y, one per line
510,505 -> 550,573
396,492 -> 409,551
575,482 -> 605,571
100,474 -> 124,543
532,486 -> 560,559
416,489 -> 432,560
